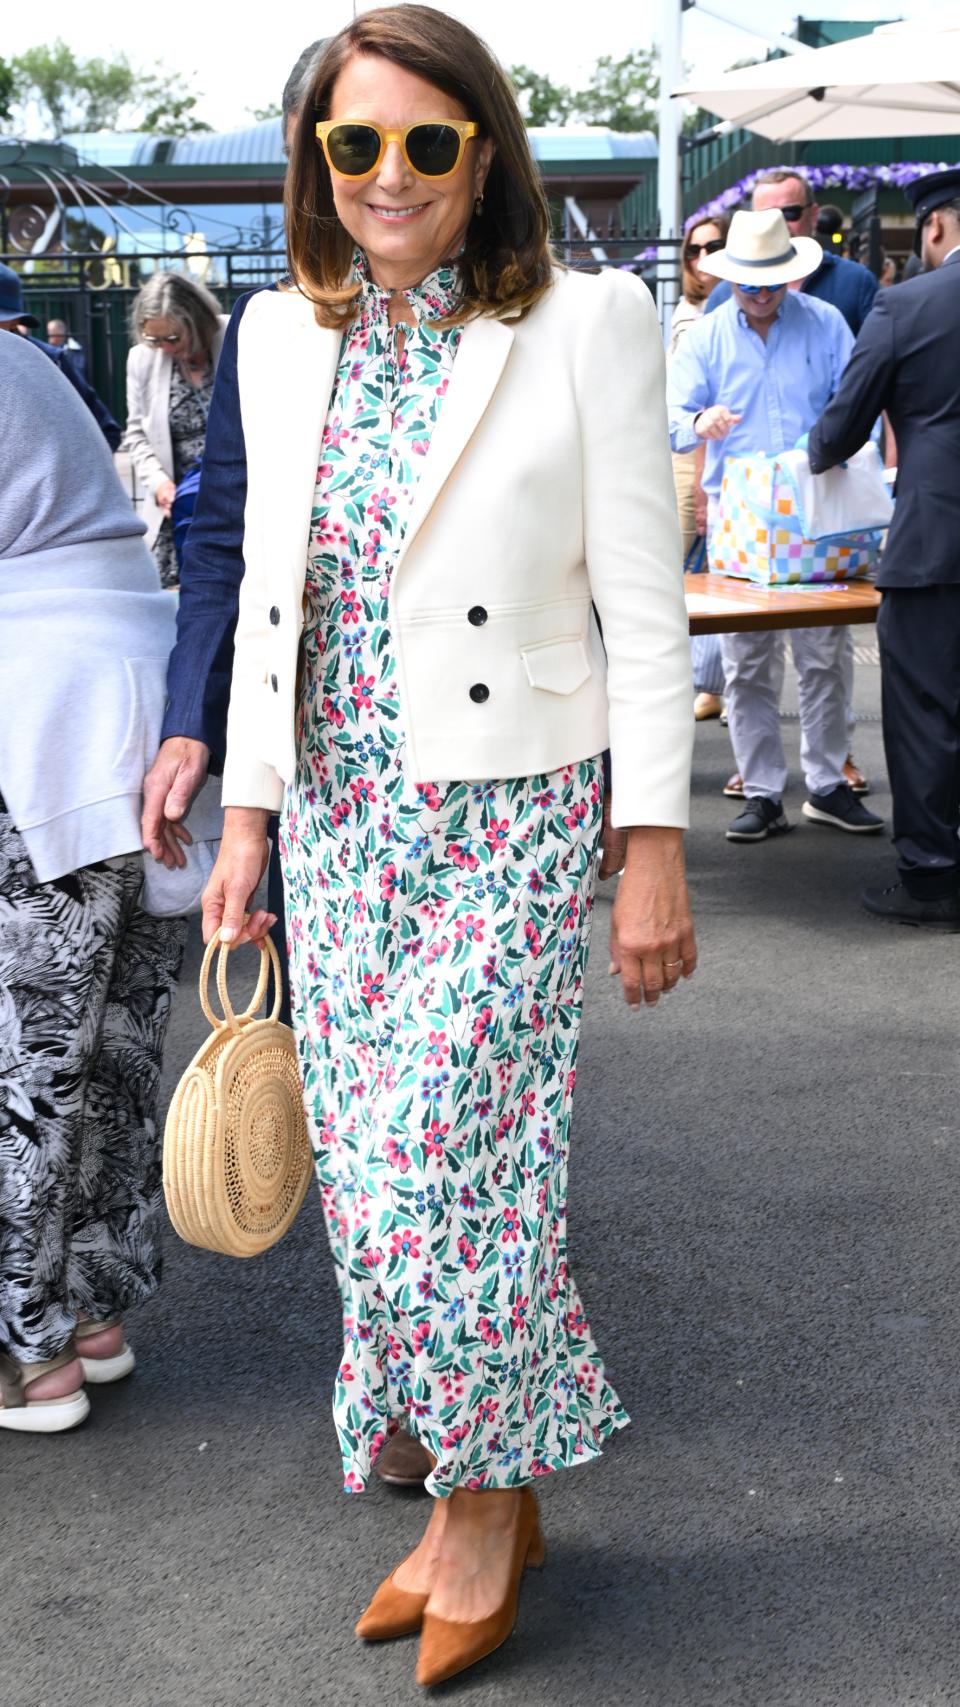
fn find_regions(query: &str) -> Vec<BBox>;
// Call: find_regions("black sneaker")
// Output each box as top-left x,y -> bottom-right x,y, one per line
726,797 -> 791,842
802,784 -> 884,834
862,881 -> 960,930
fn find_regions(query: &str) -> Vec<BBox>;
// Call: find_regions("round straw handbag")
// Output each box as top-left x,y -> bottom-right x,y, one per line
163,931 -> 312,1258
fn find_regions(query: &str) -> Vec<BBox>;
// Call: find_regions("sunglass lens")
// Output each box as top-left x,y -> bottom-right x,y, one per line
325,123 -> 382,176
405,123 -> 462,176
781,205 -> 804,222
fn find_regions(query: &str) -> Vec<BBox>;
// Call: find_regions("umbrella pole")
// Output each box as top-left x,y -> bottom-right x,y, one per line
657,0 -> 684,342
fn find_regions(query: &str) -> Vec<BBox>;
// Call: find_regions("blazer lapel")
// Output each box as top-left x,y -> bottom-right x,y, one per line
396,314 -> 515,568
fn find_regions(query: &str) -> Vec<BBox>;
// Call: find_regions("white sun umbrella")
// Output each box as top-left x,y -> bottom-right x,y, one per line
673,19 -> 960,144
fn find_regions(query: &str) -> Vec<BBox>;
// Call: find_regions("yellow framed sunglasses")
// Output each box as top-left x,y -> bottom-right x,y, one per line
315,119 -> 479,181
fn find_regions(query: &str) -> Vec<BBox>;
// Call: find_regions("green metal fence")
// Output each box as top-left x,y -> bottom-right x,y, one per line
5,250 -> 284,426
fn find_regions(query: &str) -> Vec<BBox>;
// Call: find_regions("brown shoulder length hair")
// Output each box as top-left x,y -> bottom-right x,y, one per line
284,4 -> 554,328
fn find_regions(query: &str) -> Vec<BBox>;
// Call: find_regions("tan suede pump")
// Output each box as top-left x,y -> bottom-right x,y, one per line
415,1488 -> 546,1687
355,1568 -> 431,1642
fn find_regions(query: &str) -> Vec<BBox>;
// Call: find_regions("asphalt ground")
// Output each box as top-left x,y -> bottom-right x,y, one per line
10,647 -> 960,1707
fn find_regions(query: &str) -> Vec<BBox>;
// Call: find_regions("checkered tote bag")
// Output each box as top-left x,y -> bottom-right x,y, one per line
711,451 -> 883,585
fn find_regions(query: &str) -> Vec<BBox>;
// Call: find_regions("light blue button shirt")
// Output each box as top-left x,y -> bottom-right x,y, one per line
667,291 -> 854,498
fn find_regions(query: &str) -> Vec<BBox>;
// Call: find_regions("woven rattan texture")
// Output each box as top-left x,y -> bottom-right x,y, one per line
163,940 -> 312,1258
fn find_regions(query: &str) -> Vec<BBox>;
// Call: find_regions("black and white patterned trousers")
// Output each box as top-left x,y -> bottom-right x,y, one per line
0,810 -> 186,1365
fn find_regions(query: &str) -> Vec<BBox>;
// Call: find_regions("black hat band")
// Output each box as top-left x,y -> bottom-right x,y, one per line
724,242 -> 798,269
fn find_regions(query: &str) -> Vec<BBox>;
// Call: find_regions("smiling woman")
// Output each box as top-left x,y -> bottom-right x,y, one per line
181,2 -> 697,1690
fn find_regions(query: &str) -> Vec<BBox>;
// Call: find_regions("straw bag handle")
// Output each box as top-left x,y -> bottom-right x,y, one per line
198,928 -> 283,1033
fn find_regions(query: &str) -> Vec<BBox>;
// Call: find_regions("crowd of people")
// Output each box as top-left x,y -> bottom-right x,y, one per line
1,2 -> 959,1690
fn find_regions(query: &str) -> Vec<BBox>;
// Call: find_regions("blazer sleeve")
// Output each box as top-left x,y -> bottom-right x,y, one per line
55,350 -> 122,451
159,293 -> 258,765
122,347 -> 169,496
808,292 -> 895,473
575,271 -> 693,829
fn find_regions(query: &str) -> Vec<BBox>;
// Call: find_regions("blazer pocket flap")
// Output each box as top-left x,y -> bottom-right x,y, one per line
521,637 -> 591,695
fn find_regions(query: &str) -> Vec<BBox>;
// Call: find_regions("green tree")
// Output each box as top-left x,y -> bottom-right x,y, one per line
10,40 -> 211,137
512,48 -> 661,134
0,57 -> 15,125
248,102 -> 282,123
573,49 -> 659,132
509,65 -> 575,127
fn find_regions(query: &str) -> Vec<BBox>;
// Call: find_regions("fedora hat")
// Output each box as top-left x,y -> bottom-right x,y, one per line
699,209 -> 822,289
0,262 -> 39,329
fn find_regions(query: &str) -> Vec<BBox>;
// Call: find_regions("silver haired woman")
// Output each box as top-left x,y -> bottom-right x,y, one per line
122,272 -> 228,587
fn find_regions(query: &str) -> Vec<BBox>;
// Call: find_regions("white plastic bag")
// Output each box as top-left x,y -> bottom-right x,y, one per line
781,443 -> 893,541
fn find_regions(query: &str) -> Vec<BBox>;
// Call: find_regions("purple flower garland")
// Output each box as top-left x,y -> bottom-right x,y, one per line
686,159 -> 954,229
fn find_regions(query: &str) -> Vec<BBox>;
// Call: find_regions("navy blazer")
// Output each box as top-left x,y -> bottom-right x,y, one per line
160,289 -> 267,762
808,250 -> 960,589
30,337 -> 121,450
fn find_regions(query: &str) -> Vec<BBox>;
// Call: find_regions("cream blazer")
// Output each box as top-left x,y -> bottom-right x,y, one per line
123,316 -> 229,547
222,268 -> 692,829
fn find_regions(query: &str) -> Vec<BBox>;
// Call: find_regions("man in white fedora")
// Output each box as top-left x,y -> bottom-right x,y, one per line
668,208 -> 884,843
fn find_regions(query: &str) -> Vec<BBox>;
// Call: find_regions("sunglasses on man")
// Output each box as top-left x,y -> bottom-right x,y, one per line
315,120 -> 479,181
776,203 -> 812,224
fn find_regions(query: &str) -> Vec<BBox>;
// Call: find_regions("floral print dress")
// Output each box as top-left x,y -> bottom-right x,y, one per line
279,254 -> 628,1497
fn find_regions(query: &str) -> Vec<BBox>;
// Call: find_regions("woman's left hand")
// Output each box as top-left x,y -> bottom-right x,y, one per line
609,826 -> 697,1008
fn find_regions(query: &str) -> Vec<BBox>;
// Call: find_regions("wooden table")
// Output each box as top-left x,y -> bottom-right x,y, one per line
685,571 -> 881,636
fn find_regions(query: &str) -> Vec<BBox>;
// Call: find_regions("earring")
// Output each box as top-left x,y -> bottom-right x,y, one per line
474,194 -> 484,217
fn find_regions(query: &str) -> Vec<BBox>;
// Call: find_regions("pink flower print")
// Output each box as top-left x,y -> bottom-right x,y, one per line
478,1316 -> 503,1349
414,782 -> 442,811
437,377 -> 449,395
351,673 -> 376,710
520,1090 -> 537,1117
360,971 -> 385,1008
457,1235 -> 478,1272
417,1269 -> 435,1301
567,1068 -> 577,1095
459,1184 -> 477,1211
369,1430 -> 387,1463
383,1134 -> 411,1173
577,1360 -> 598,1396
323,416 -> 349,449
331,799 -> 351,828
380,862 -> 399,901
320,1111 -> 338,1146
385,1331 -> 404,1360
366,487 -> 394,524
564,799 -> 588,831
590,778 -> 601,805
411,438 -> 430,456
455,914 -> 484,945
531,1457 -> 551,1478
501,1205 -> 521,1243
439,1369 -> 466,1401
424,1030 -> 449,1066
530,1002 -> 545,1035
338,1361 -> 355,1383
441,1423 -> 471,1450
528,870 -> 544,895
476,1397 -> 499,1424
412,1321 -> 433,1355
562,897 -> 580,931
390,1231 -> 422,1259
290,915 -> 303,943
350,778 -> 376,806
481,953 -> 498,984
471,1005 -> 495,1048
485,818 -> 511,852
524,921 -> 542,958
340,589 -> 361,625
360,1246 -> 384,1269
496,1111 -> 515,1146
364,529 -> 384,569
315,999 -> 333,1038
322,694 -> 345,730
447,839 -> 479,872
532,787 -> 557,810
424,1119 -> 449,1159
423,935 -> 450,968
343,1471 -> 364,1492
566,1306 -> 588,1337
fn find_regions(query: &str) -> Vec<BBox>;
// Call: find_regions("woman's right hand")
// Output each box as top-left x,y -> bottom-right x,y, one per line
155,477 -> 177,516
201,807 -> 276,946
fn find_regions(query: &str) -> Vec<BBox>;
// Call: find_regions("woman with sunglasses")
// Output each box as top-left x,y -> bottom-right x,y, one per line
122,273 -> 228,587
197,5 -> 696,1686
669,215 -> 730,720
